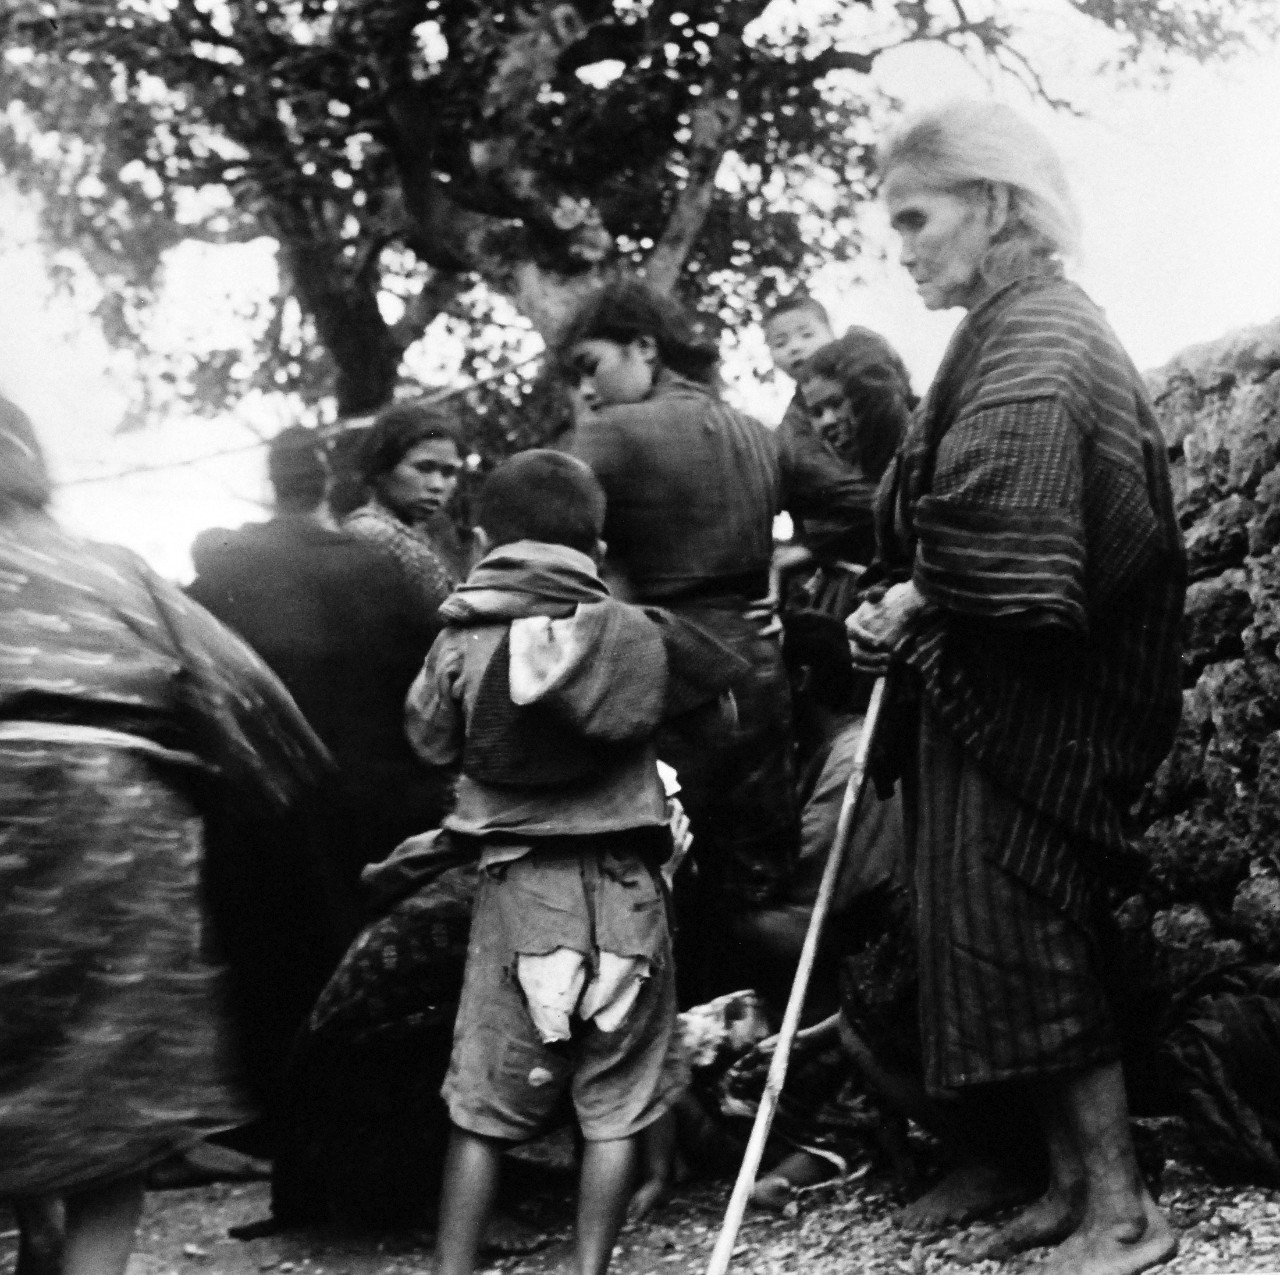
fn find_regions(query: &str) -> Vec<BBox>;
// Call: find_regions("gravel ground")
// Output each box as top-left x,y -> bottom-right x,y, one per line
4,1156 -> 1279,1275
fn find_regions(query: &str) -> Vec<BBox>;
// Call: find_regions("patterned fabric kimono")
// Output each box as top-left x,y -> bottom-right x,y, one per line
0,490 -> 329,1197
344,499 -> 462,619
875,267 -> 1186,1091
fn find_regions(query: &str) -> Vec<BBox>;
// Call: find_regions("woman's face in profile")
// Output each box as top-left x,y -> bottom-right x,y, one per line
884,165 -> 992,312
377,437 -> 462,523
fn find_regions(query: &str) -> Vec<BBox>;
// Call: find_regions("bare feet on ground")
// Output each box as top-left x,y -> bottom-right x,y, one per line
952,1181 -> 1082,1263
479,1212 -> 549,1255
897,1161 -> 1036,1234
1038,1192 -> 1176,1275
626,1176 -> 672,1225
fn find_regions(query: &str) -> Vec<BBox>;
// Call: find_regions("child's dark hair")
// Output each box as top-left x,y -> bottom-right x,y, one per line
783,609 -> 856,710
763,292 -> 831,330
555,277 -> 720,385
799,328 -> 918,480
358,398 -> 461,485
475,450 -> 606,555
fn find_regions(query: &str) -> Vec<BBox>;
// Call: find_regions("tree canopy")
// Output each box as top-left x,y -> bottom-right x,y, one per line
1,0 -> 1275,437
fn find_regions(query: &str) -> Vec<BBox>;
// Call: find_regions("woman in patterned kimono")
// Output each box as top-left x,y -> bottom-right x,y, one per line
343,399 -> 472,620
0,400 -> 329,1275
848,101 -> 1185,1275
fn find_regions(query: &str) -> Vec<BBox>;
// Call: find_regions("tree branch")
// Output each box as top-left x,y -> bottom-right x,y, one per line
390,271 -> 468,353
793,47 -> 877,78
644,94 -> 742,294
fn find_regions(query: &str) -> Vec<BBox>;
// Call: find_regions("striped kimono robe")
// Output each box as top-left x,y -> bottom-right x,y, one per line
877,267 -> 1186,1090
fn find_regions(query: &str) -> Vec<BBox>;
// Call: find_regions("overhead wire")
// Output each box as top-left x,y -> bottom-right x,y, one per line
57,349 -> 546,489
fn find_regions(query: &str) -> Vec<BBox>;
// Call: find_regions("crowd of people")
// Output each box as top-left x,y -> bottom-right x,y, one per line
0,99 -> 1194,1275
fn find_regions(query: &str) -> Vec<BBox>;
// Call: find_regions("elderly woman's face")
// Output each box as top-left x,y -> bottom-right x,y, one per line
376,437 -> 462,523
884,165 -> 993,311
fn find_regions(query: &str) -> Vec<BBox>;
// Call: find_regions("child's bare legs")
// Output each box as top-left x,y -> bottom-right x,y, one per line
61,1174 -> 144,1275
576,1136 -> 638,1275
628,1110 -> 677,1222
435,1127 -> 507,1275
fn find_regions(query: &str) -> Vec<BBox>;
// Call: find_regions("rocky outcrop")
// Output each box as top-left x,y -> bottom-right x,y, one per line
1139,317 -> 1280,981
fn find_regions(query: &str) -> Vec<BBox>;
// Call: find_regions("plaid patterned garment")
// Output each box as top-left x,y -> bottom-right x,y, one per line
877,268 -> 1186,912
344,500 -> 458,616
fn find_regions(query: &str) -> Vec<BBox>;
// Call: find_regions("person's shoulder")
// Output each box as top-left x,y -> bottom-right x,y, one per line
190,522 -> 274,573
341,503 -> 393,537
992,275 -> 1111,355
970,275 -> 1126,408
589,396 -> 674,432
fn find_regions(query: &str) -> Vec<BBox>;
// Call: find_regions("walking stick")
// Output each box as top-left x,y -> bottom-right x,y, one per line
705,676 -> 887,1275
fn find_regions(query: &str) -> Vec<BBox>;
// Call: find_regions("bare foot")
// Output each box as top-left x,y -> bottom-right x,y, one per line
749,1175 -> 794,1212
897,1161 -> 1037,1234
626,1176 -> 671,1224
952,1182 -> 1083,1263
1038,1192 -> 1176,1275
479,1212 -> 549,1256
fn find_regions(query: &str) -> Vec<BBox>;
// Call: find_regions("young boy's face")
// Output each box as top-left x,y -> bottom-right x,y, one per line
764,307 -> 834,380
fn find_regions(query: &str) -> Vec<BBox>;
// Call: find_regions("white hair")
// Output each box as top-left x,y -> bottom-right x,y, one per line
879,99 -> 1082,283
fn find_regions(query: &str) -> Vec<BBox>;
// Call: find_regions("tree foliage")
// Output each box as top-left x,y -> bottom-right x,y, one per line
1,0 -> 1275,436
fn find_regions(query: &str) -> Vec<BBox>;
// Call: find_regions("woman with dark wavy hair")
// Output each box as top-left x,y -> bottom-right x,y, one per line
344,399 -> 472,620
557,276 -> 872,1003
787,327 -> 916,617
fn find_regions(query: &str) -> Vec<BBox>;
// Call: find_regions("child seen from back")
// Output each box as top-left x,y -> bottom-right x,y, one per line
406,451 -> 690,1275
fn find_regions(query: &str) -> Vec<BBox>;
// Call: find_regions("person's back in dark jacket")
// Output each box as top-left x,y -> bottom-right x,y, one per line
189,428 -> 450,940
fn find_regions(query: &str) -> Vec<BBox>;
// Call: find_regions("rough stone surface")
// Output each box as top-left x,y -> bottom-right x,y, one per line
1249,469 -> 1280,554
1143,805 -> 1251,914
1137,315 -> 1280,976
1232,870 -> 1280,960
1196,659 -> 1274,774
1182,569 -> 1250,677
1184,494 -> 1255,581
1149,905 -> 1247,994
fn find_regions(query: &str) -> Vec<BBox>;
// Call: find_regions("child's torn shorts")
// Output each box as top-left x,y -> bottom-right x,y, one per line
442,834 -> 688,1143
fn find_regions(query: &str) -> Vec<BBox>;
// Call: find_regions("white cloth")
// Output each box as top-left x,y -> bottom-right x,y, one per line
516,947 -> 652,1043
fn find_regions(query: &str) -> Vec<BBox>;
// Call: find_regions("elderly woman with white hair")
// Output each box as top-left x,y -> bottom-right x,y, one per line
848,101 -> 1185,1275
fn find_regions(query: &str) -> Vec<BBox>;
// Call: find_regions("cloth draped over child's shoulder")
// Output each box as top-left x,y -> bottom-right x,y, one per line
432,540 -> 749,789
873,268 -> 1185,904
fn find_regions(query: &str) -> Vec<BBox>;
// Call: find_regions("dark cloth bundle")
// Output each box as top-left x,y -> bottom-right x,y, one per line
271,861 -> 478,1227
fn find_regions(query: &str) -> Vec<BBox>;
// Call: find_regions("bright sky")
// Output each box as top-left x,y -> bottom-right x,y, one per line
2,25 -> 1279,580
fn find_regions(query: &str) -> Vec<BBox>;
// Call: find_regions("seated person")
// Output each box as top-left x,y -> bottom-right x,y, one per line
731,609 -> 905,1016
630,612 -> 907,1217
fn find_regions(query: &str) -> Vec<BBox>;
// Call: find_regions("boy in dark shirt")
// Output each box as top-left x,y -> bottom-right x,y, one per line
406,451 -> 690,1275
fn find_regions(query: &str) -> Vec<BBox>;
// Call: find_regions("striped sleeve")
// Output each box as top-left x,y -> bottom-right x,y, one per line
912,398 -> 1087,634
